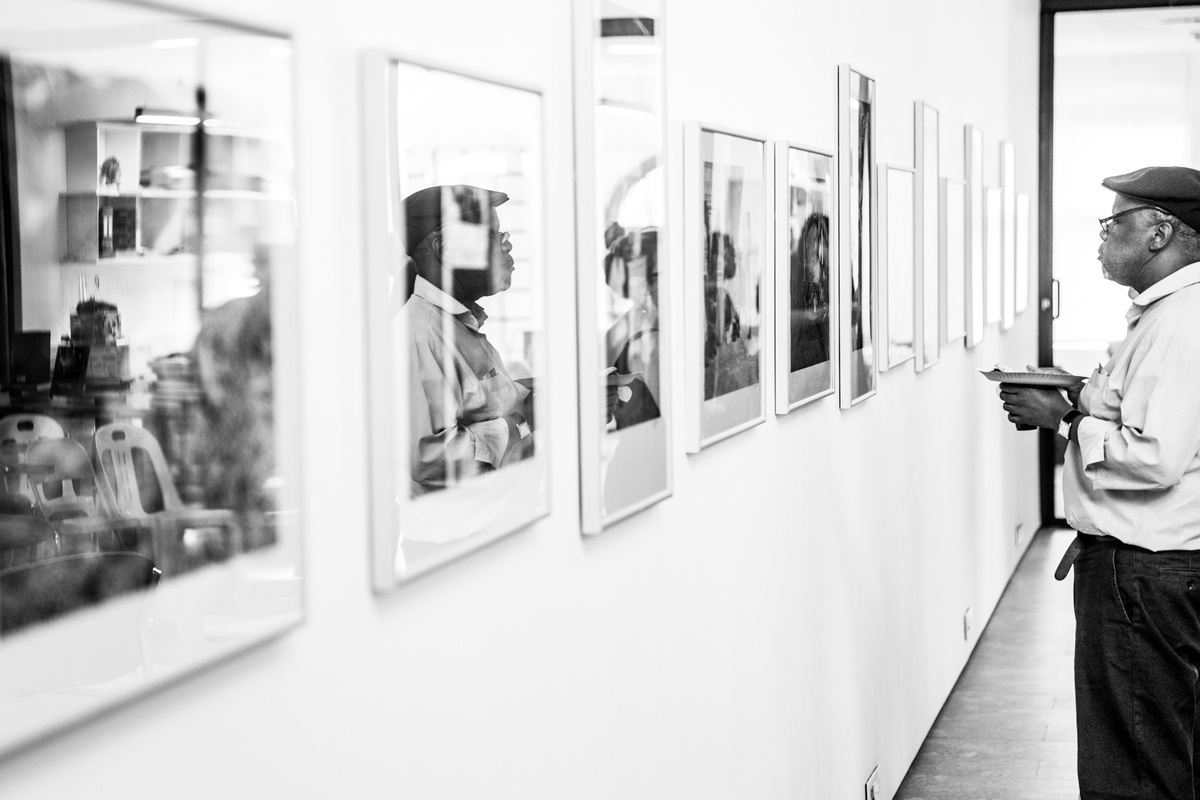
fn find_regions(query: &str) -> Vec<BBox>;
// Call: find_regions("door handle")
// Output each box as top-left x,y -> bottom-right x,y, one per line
1050,279 -> 1060,320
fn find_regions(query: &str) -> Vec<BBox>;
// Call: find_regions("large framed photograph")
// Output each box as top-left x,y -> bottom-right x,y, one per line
1016,192 -> 1031,315
572,1 -> 670,533
773,141 -> 835,413
985,185 -> 1003,326
1000,140 -> 1017,330
836,64 -> 877,407
683,122 -> 767,451
0,2 -> 302,756
914,102 -> 939,371
963,125 -> 986,347
363,55 -> 549,588
940,177 -> 967,344
878,165 -> 915,371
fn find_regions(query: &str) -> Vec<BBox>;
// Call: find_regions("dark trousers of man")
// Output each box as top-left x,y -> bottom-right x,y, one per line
1075,535 -> 1200,800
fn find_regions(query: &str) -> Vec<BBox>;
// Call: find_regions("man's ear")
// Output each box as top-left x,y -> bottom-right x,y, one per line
1149,219 -> 1176,252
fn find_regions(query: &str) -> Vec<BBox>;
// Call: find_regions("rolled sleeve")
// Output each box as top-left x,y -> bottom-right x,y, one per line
1083,336 -> 1200,491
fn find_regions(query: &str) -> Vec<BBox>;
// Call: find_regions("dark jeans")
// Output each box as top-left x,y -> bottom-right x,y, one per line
1075,535 -> 1200,800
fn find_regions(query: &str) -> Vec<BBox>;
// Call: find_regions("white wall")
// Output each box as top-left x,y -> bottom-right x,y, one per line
0,0 -> 1042,798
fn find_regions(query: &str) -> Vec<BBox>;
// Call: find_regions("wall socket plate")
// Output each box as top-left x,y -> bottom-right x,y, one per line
865,765 -> 880,800
963,606 -> 973,642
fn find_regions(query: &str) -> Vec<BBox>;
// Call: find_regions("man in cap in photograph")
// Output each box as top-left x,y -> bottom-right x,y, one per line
394,184 -> 534,497
998,166 -> 1200,799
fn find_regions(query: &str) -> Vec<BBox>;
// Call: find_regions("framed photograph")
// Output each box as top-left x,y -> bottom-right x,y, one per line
1000,140 -> 1017,331
985,185 -> 1003,325
363,54 -> 549,588
0,3 -> 302,756
963,125 -> 986,347
836,64 -> 878,407
773,141 -> 835,414
940,177 -> 967,344
572,0 -> 670,534
1016,192 -> 1031,315
914,102 -> 939,371
878,165 -> 915,371
683,123 -> 767,451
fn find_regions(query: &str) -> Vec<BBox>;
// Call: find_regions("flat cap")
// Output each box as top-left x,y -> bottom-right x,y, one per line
1102,166 -> 1200,233
401,184 -> 508,256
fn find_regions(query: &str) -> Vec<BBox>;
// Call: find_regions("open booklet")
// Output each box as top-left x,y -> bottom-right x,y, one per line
978,364 -> 1086,388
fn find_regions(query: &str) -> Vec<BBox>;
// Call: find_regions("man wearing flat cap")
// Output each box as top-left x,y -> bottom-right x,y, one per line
1000,166 -> 1200,799
393,184 -> 534,499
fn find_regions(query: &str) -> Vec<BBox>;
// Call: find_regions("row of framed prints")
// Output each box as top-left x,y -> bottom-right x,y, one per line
363,6 -> 1035,593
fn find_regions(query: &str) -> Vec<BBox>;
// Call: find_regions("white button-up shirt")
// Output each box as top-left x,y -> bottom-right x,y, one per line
1065,261 -> 1200,550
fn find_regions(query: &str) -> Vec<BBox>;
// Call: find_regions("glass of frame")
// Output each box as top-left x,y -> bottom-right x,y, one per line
1000,140 -> 1017,331
0,1 -> 302,756
940,177 -> 967,343
1016,193 -> 1031,315
985,185 -> 1003,326
773,142 -> 835,413
914,102 -> 939,371
362,55 -> 549,588
683,123 -> 767,451
963,125 -> 986,347
878,165 -> 915,371
573,1 -> 670,534
836,65 -> 877,407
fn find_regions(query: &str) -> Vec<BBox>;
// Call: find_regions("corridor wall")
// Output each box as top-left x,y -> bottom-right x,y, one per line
0,0 -> 1042,798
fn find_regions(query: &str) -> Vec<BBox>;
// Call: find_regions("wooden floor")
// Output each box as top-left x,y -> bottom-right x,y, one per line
894,527 -> 1080,800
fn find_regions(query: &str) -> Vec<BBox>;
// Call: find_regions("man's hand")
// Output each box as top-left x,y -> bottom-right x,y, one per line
998,383 -> 1073,430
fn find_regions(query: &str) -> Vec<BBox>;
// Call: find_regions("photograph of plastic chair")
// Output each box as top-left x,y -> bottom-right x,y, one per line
23,438 -> 148,557
0,414 -> 64,499
94,423 -> 240,575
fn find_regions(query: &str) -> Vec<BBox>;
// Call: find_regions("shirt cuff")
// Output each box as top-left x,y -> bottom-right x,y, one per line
471,418 -> 511,467
1075,415 -> 1108,470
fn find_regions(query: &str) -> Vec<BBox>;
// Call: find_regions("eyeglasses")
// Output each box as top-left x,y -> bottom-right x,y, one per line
1098,206 -> 1165,240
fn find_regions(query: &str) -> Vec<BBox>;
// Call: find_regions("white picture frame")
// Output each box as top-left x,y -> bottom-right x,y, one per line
940,176 -> 967,344
963,125 -> 986,347
362,53 -> 550,588
773,140 -> 835,414
683,122 -> 768,451
1016,192 -> 1031,315
836,64 -> 878,407
914,102 -> 940,371
1000,140 -> 1017,331
878,164 -> 915,371
0,7 -> 303,757
572,0 -> 671,534
985,185 -> 1003,326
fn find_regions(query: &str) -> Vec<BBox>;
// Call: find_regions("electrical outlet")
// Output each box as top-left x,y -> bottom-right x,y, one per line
963,606 -> 973,642
1014,522 -> 1024,546
865,766 -> 880,800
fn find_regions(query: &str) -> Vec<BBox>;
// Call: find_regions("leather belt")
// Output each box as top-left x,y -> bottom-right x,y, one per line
1054,534 -> 1122,581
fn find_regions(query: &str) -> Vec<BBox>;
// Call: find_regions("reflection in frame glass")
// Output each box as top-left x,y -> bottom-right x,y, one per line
362,54 -> 549,588
1000,140 -> 1017,331
572,0 -> 671,535
773,141 -> 835,414
940,177 -> 967,344
914,102 -> 939,371
1015,193 -> 1031,315
985,185 -> 1003,326
0,2 -> 302,755
877,165 -> 915,371
836,64 -> 877,407
683,122 -> 767,451
963,125 -> 986,348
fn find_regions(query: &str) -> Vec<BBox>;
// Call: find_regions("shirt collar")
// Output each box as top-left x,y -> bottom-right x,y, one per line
1126,261 -> 1200,327
412,275 -> 488,329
